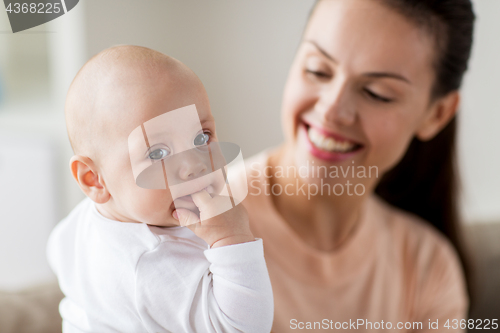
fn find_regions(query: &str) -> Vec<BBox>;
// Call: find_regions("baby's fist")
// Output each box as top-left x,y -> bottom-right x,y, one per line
173,190 -> 254,248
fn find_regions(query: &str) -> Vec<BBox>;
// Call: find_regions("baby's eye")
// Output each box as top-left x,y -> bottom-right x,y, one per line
148,148 -> 170,161
194,133 -> 209,146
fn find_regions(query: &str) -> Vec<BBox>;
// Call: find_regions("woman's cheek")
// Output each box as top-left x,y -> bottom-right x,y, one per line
364,116 -> 415,174
281,92 -> 300,142
282,80 -> 315,141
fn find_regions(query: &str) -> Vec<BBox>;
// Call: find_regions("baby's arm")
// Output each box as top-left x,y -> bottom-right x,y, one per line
203,238 -> 274,332
175,191 -> 274,332
135,192 -> 273,333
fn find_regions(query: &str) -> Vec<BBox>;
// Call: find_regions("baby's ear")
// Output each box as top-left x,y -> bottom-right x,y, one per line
70,156 -> 111,204
416,91 -> 460,141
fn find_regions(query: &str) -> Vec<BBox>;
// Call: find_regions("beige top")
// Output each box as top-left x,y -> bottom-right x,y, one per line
238,151 -> 468,332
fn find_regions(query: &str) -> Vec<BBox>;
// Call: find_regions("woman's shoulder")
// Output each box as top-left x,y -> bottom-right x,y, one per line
370,195 -> 465,290
227,147 -> 276,194
372,195 -> 458,258
243,147 -> 276,172
371,196 -> 468,317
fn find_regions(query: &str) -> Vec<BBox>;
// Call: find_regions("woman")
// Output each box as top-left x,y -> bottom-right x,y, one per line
239,0 -> 475,331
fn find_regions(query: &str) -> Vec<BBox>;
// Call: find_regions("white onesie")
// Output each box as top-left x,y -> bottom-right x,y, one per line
47,198 -> 274,333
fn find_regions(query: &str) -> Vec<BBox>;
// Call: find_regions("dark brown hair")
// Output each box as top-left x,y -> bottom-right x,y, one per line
311,0 -> 476,304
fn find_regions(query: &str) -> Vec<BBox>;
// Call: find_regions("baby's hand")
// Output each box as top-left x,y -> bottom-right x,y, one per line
173,190 -> 255,248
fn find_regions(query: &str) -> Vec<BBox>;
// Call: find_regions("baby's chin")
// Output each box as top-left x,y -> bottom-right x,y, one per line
145,214 -> 181,228
134,204 -> 180,227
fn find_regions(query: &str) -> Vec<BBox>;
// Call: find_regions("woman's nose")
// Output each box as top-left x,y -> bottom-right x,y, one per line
178,158 -> 208,181
316,80 -> 356,126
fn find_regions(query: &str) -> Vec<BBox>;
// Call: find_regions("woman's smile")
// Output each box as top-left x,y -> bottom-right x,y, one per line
300,121 -> 364,162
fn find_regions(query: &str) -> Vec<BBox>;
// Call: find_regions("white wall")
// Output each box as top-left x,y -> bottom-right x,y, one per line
0,0 -> 87,222
0,2 -> 87,290
0,134 -> 57,289
459,0 -> 500,223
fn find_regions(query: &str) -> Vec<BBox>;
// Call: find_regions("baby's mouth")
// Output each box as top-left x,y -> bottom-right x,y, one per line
173,185 -> 214,203
175,195 -> 194,203
170,185 -> 214,218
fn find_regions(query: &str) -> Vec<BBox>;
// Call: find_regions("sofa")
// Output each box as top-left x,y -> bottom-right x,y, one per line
1,223 -> 499,332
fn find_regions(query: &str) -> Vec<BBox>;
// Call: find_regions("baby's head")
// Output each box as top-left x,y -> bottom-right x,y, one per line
66,45 -> 219,226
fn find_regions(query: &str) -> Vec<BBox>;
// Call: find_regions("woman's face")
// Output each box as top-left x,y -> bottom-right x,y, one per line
282,0 -> 438,187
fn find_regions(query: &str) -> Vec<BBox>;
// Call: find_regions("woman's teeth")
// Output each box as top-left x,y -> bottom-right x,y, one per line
307,127 -> 357,153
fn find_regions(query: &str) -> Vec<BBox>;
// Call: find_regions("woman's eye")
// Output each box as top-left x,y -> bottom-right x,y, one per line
194,133 -> 209,146
148,148 -> 170,160
364,88 -> 393,103
305,69 -> 331,79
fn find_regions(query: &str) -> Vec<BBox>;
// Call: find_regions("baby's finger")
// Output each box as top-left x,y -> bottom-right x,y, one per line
173,208 -> 200,227
191,190 -> 212,209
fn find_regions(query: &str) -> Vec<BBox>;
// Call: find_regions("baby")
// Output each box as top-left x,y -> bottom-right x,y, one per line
47,45 -> 273,333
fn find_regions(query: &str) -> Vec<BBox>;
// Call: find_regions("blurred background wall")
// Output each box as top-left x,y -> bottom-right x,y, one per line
0,0 -> 498,290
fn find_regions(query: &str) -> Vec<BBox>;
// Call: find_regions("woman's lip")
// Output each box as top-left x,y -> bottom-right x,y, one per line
302,119 -> 362,145
301,122 -> 363,162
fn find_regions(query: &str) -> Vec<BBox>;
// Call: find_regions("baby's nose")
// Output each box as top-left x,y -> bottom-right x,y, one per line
178,160 -> 208,181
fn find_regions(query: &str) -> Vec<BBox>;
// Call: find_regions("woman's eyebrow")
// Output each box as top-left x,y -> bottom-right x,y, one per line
305,40 -> 338,63
305,39 -> 412,85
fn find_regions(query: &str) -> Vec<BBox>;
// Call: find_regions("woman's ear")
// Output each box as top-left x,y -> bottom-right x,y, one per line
416,91 -> 460,141
70,156 -> 111,204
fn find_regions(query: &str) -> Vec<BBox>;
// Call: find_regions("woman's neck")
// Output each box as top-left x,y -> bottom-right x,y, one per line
268,145 -> 369,252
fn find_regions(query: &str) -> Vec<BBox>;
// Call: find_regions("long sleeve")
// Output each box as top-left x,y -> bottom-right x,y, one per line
135,238 -> 273,333
204,239 -> 274,332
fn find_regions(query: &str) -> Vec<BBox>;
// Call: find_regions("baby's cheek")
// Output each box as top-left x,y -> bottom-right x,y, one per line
132,189 -> 175,223
216,172 -> 229,196
144,189 -> 173,209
